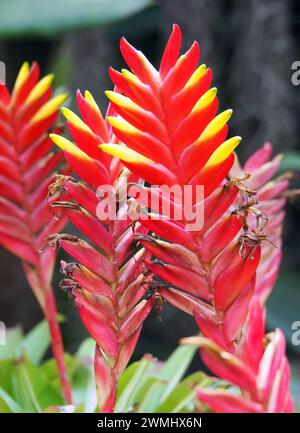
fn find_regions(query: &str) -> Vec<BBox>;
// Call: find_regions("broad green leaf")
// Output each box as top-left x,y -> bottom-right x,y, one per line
0,326 -> 23,360
115,356 -> 153,412
11,357 -> 64,411
0,360 -> 14,393
136,377 -> 165,412
72,363 -> 96,413
0,388 -> 23,413
76,338 -> 95,361
11,362 -> 41,412
22,320 -> 50,365
74,339 -> 96,411
156,345 -> 196,401
41,353 -> 79,386
0,0 -> 153,38
24,359 -> 64,408
156,372 -> 211,413
137,345 -> 197,411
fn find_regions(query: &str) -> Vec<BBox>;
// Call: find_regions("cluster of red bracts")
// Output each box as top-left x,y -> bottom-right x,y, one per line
46,24 -> 294,412
184,297 -> 294,413
47,92 -> 155,412
0,63 -> 72,403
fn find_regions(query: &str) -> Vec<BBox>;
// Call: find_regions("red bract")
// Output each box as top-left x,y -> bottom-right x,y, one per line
101,24 -> 241,194
49,91 -> 154,412
232,142 -> 291,302
184,297 -> 294,413
100,25 -> 262,349
0,63 -> 71,402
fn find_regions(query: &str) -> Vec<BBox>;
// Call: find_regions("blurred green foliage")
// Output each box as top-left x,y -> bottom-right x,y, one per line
0,321 -> 214,413
280,152 -> 300,174
0,0 -> 153,39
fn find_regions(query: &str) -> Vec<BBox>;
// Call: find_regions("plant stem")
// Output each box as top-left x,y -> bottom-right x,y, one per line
44,289 -> 73,404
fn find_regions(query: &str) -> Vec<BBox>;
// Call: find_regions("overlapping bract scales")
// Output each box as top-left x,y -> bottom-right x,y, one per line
100,25 -> 261,349
0,62 -> 68,267
49,91 -> 154,412
0,62 -> 71,402
232,142 -> 290,302
185,297 -> 294,413
101,24 -> 241,194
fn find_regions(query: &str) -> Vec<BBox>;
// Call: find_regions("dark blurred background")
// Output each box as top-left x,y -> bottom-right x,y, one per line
0,0 -> 299,393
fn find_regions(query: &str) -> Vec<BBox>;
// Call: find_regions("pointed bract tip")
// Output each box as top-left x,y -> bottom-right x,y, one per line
76,88 -> 83,98
25,73 -> 54,105
173,23 -> 181,33
30,93 -> 67,124
100,143 -> 152,164
50,133 -> 67,150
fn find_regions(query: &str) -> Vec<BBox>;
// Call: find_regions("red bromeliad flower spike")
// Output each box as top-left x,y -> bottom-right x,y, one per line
49,91 -> 154,412
100,25 -> 262,347
182,297 -> 294,413
232,142 -> 291,302
0,62 -> 72,402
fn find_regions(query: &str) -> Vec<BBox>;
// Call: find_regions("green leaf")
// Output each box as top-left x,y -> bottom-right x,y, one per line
11,357 -> 64,412
156,372 -> 212,413
41,353 -> 80,390
11,362 -> 41,412
135,377 -> 165,412
0,388 -> 23,413
0,326 -> 23,360
0,360 -> 14,393
22,320 -> 51,365
76,338 -> 95,362
115,356 -> 154,412
137,345 -> 196,412
0,0 -> 153,39
72,363 -> 96,413
156,345 -> 196,401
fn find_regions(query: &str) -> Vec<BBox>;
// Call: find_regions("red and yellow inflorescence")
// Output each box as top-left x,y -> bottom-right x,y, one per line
0,62 -> 71,403
49,25 -> 294,412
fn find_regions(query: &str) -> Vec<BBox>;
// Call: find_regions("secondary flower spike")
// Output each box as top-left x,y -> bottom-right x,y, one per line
182,297 -> 294,413
0,62 -> 71,403
49,90 -> 154,412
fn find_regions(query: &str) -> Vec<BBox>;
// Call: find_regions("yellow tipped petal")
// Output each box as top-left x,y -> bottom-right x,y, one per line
199,109 -> 233,142
205,136 -> 242,168
192,87 -> 217,113
105,90 -> 139,111
121,68 -> 140,85
50,133 -> 71,150
50,133 -> 86,158
61,107 -> 91,133
25,74 -> 54,105
185,64 -> 207,88
107,116 -> 139,135
12,62 -> 30,95
100,143 -> 152,164
31,94 -> 68,124
84,90 -> 101,113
